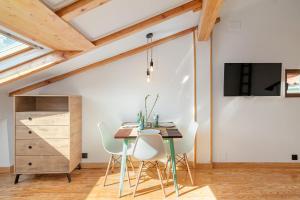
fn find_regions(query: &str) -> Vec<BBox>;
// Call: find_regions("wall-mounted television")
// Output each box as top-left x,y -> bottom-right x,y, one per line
224,63 -> 282,96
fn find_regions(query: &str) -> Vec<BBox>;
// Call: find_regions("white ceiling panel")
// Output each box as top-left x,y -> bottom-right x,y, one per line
0,11 -> 200,93
70,0 -> 191,40
42,0 -> 76,11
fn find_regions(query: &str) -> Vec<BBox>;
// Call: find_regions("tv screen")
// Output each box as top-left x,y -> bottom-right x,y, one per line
224,63 -> 282,96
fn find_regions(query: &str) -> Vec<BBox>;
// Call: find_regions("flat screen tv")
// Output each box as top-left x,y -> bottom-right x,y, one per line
224,63 -> 282,96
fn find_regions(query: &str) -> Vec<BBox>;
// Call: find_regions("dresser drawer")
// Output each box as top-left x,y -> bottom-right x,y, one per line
16,139 -> 70,156
16,126 -> 70,139
16,112 -> 70,126
15,156 -> 69,173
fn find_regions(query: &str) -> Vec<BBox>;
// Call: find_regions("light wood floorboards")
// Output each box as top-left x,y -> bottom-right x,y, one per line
1,167 -> 300,199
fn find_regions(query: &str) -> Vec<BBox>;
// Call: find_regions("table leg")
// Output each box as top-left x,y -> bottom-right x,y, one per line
169,138 -> 179,197
119,139 -> 128,197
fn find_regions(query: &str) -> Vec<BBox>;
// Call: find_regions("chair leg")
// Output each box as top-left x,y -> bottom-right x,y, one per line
128,156 -> 136,175
133,161 -> 144,197
126,162 -> 132,187
155,161 -> 166,198
166,159 -> 171,186
111,156 -> 115,173
184,153 -> 194,185
104,154 -> 113,186
164,155 -> 170,172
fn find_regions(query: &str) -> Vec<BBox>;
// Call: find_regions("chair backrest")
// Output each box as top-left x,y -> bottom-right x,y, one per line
132,133 -> 166,161
180,121 -> 199,153
97,122 -> 119,154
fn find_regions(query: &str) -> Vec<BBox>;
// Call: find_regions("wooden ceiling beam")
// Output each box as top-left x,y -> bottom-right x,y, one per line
0,0 -> 94,51
9,27 -> 196,96
56,0 -> 110,22
3,1 -> 201,87
197,0 -> 223,41
93,0 -> 201,46
0,51 -> 77,86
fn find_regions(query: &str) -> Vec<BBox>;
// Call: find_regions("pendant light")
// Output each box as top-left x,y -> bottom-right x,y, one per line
146,33 -> 154,82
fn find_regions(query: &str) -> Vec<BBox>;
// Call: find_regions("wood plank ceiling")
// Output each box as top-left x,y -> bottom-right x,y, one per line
0,0 -> 223,95
1,0 -> 202,87
0,0 -> 94,51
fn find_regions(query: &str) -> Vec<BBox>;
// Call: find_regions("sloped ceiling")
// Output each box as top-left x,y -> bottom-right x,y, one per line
0,0 -> 201,93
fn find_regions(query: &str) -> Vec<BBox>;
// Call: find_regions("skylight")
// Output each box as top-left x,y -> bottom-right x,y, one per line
0,34 -> 30,60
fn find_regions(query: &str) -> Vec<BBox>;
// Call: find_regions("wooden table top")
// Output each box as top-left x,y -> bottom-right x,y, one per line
114,127 -> 183,139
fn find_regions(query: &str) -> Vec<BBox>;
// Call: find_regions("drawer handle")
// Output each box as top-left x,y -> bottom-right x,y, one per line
28,130 -> 32,134
28,162 -> 32,166
28,117 -> 32,121
28,146 -> 32,149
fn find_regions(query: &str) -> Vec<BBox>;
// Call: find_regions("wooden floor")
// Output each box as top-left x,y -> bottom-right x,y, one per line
1,167 -> 300,200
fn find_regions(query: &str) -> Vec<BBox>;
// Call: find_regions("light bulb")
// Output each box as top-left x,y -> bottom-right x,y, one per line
146,68 -> 150,83
150,59 -> 154,72
150,65 -> 154,72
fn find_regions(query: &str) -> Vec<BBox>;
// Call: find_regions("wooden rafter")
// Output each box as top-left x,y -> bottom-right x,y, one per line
0,51 -> 77,86
9,27 -> 196,96
198,0 -> 223,41
56,0 -> 110,22
93,0 -> 201,46
2,0 -> 202,86
0,0 -> 94,51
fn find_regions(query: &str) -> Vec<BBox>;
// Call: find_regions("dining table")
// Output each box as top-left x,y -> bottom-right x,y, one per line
114,122 -> 182,197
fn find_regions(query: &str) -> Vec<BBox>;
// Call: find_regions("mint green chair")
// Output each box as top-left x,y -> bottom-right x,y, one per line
165,121 -> 199,185
97,122 -> 135,187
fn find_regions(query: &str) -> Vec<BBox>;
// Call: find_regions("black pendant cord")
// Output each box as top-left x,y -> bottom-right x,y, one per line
146,37 -> 149,69
150,37 -> 153,61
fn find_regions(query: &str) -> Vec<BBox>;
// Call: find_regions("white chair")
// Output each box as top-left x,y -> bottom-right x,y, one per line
132,132 -> 166,198
97,122 -> 135,187
165,121 -> 199,185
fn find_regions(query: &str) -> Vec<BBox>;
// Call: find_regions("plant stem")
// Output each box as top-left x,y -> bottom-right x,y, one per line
147,94 -> 159,120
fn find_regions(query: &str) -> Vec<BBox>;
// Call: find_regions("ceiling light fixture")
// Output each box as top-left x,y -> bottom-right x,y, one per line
146,33 -> 154,82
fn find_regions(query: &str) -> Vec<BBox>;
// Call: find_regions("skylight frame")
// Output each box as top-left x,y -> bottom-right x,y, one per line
0,31 -> 33,61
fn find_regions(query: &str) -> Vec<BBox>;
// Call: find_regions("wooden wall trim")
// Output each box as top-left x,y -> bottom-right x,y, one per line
193,29 -> 198,168
9,27 -> 196,96
209,32 -> 213,163
0,166 -> 14,174
81,162 -> 300,170
213,162 -> 300,169
81,161 -> 212,169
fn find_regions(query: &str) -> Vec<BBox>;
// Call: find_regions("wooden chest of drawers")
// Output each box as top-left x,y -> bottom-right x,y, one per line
14,95 -> 82,183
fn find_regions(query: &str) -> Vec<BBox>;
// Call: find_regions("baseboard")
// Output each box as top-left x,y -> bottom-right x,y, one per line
81,162 -> 108,169
212,162 -> 300,169
0,166 -> 13,174
81,161 -> 212,169
195,163 -> 213,169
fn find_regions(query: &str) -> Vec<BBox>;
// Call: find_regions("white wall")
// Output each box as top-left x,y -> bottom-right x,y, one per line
213,0 -> 300,162
196,39 -> 212,163
0,93 -> 13,167
0,32 -> 214,166
26,35 -> 198,163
